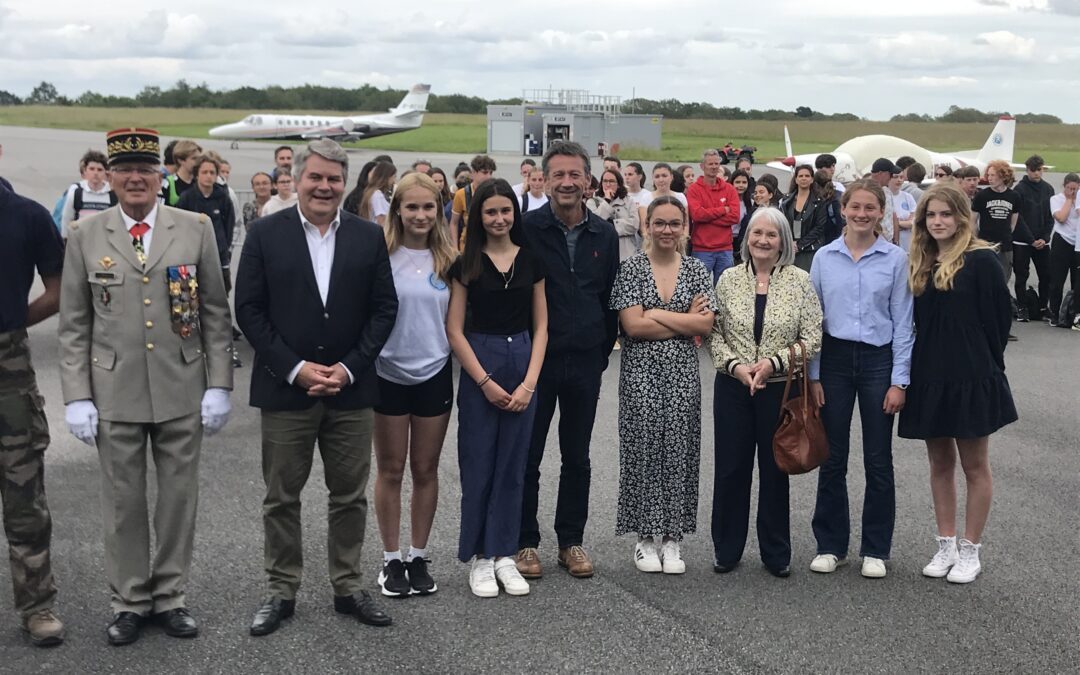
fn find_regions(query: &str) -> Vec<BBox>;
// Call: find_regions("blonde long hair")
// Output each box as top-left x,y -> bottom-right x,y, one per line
386,173 -> 458,282
908,182 -> 996,295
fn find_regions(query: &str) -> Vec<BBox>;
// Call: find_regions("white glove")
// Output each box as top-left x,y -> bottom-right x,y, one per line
65,400 -> 99,446
200,388 -> 231,436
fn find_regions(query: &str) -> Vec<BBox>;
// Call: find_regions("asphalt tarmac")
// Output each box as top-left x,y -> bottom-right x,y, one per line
0,125 -> 1077,672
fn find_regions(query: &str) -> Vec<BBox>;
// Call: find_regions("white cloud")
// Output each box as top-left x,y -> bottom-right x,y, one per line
0,1 -> 1077,121
902,76 -> 979,87
974,30 -> 1038,58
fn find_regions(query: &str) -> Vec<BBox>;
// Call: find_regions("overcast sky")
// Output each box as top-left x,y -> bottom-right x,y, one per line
2,0 -> 1078,121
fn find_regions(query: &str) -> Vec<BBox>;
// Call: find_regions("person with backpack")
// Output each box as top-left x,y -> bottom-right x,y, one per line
1048,173 -> 1080,327
60,150 -> 116,239
518,168 -> 549,214
163,140 -> 201,206
1012,156 -> 1055,321
449,155 -> 496,250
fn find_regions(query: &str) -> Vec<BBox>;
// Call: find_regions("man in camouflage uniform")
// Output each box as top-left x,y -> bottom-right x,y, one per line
0,178 -> 65,646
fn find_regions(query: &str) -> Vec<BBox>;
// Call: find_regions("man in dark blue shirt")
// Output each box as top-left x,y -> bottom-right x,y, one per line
0,181 -> 66,646
515,141 -> 619,580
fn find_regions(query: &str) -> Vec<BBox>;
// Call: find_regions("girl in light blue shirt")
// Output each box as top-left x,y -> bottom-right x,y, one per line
807,179 -> 914,580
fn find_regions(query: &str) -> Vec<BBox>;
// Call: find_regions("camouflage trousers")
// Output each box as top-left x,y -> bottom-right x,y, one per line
0,329 -> 56,616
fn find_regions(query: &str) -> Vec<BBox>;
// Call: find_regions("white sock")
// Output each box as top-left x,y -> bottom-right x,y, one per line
384,550 -> 402,563
408,546 -> 427,562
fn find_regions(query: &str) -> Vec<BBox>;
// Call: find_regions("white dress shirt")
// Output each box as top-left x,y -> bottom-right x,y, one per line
119,203 -> 159,256
286,205 -> 353,385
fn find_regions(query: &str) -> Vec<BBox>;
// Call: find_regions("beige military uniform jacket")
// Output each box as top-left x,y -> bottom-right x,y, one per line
59,205 -> 233,423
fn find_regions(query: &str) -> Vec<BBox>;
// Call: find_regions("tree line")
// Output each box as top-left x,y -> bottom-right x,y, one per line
889,105 -> 1061,124
0,81 -> 1065,124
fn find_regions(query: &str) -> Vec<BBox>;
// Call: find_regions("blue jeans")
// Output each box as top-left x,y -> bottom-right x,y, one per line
811,335 -> 896,560
457,332 -> 537,561
692,250 -> 734,284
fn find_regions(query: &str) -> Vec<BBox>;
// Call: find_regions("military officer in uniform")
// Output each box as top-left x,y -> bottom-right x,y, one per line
58,128 -> 234,646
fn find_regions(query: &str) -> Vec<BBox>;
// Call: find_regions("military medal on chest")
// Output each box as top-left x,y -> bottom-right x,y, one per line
167,264 -> 201,338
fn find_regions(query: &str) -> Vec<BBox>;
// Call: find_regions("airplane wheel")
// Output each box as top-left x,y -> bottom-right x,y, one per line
230,141 -> 239,150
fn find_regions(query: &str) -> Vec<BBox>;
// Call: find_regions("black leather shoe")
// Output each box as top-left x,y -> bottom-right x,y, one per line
250,597 -> 295,637
767,565 -> 792,578
713,560 -> 738,574
333,591 -> 392,627
106,612 -> 144,646
155,607 -> 199,638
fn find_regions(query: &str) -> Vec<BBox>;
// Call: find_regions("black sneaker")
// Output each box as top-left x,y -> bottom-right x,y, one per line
377,559 -> 411,598
405,557 -> 438,595
1016,307 -> 1029,322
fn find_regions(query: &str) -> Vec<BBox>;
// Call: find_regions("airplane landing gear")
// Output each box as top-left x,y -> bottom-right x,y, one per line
230,141 -> 239,150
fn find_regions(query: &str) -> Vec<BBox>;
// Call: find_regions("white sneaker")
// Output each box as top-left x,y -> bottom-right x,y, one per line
922,536 -> 958,578
469,557 -> 498,598
634,538 -> 662,573
809,554 -> 846,573
946,539 -> 982,584
493,558 -> 530,596
861,557 -> 887,579
660,540 -> 686,574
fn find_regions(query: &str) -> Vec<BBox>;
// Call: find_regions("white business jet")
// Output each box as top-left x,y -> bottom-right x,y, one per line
209,84 -> 431,147
766,117 -> 1039,183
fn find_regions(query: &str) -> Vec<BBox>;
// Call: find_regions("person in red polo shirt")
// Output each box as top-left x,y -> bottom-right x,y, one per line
687,148 -> 741,283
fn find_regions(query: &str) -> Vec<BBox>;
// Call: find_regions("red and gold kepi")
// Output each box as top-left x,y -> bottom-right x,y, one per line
105,127 -> 161,166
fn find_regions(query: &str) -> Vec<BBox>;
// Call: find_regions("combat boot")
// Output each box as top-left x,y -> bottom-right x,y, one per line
23,609 -> 65,646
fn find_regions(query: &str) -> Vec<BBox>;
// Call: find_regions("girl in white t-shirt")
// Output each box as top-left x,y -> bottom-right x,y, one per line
372,172 -> 458,597
519,168 -> 549,213
648,163 -> 689,209
361,161 -> 397,227
623,162 -> 652,229
889,173 -> 918,250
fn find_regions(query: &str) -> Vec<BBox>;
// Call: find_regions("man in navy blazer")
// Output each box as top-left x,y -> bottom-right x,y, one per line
235,139 -> 398,635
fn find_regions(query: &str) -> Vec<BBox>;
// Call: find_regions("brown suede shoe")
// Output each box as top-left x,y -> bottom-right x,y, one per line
558,545 -> 595,578
23,609 -> 65,647
515,547 -> 543,579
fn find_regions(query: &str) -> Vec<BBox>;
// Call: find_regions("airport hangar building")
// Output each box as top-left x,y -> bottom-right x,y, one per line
487,89 -> 662,157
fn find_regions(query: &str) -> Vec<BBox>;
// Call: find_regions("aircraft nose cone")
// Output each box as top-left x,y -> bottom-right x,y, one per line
209,123 -> 238,138
781,156 -> 795,167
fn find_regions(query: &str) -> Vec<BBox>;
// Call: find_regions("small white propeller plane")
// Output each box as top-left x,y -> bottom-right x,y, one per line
209,84 -> 431,146
766,117 -> 1043,183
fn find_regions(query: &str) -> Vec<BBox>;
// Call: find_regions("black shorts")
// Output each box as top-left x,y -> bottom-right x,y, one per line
374,360 -> 453,417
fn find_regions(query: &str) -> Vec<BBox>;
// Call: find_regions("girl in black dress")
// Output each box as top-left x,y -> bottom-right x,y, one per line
899,182 -> 1017,585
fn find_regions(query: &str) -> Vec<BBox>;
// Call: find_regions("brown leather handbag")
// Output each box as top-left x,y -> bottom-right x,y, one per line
773,341 -> 829,475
